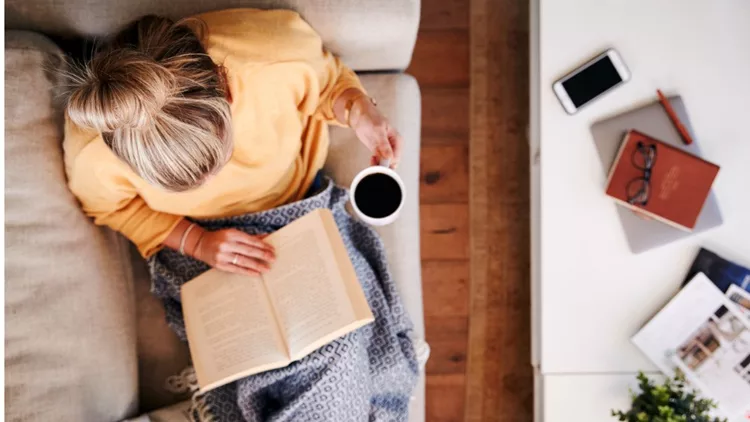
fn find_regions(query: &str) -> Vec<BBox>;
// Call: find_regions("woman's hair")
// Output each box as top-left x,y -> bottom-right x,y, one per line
65,15 -> 232,192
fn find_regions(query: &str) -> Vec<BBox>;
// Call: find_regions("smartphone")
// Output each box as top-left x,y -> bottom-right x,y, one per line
553,49 -> 630,114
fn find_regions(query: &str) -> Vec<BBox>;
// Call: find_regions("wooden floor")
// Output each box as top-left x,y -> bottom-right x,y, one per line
407,0 -> 532,420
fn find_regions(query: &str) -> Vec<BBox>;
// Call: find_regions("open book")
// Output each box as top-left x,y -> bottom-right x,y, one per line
181,209 -> 374,392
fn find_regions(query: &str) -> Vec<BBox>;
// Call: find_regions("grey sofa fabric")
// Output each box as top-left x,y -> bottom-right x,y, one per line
4,30 -> 139,422
4,0 -> 420,71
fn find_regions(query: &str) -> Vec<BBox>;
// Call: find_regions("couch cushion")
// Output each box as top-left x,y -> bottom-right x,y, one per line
4,31 -> 139,421
4,0 -> 419,71
129,245 -> 191,412
326,73 -> 425,422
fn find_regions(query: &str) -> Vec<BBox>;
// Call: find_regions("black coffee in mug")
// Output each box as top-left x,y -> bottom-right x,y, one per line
353,173 -> 403,218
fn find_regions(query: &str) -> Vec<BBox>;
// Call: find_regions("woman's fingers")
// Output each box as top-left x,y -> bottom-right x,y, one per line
219,252 -> 270,273
226,241 -> 275,264
234,255 -> 271,272
369,128 -> 401,168
227,229 -> 275,252
366,128 -> 394,167
217,261 -> 261,277
375,129 -> 394,162
197,229 -> 277,275
388,128 -> 403,169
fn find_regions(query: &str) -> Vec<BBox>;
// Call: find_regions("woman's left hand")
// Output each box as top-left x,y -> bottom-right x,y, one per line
350,98 -> 403,169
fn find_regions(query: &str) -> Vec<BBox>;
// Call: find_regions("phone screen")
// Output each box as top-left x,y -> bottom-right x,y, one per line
562,56 -> 623,108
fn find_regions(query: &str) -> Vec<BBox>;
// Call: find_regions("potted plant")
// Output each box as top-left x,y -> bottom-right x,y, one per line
612,372 -> 726,422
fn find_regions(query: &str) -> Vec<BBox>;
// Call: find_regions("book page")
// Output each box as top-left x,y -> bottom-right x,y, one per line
263,209 -> 373,359
319,210 -> 373,323
182,271 -> 289,391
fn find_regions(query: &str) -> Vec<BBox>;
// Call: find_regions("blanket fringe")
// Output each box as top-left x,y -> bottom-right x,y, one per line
413,337 -> 431,371
165,367 -> 215,422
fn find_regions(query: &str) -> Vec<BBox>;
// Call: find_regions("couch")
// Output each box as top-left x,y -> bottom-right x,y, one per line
4,0 -> 424,420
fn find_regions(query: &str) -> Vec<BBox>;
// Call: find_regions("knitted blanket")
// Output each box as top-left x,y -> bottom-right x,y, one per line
148,180 -> 419,422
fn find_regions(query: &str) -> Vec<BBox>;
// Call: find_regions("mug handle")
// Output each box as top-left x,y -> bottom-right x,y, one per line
379,158 -> 391,168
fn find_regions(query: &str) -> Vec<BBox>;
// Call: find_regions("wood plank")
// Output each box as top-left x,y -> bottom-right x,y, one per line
422,260 -> 470,317
427,374 -> 467,422
420,144 -> 469,204
420,204 -> 470,260
408,29 -> 469,89
419,0 -> 470,30
425,316 -> 469,375
414,2 -> 472,421
426,315 -> 469,342
465,0 -> 533,421
421,87 -> 469,145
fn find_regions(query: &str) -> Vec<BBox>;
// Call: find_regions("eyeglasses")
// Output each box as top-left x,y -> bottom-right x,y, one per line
626,141 -> 657,206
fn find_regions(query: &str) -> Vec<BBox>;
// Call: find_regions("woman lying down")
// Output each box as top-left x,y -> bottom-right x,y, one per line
63,9 -> 427,422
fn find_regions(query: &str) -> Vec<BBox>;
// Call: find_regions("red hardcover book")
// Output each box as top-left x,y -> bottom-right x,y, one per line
605,130 -> 719,231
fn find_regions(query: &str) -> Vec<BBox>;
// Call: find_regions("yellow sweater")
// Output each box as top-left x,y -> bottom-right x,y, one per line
64,9 -> 364,258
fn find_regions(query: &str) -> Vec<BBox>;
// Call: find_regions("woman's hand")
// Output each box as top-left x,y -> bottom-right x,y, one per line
349,96 -> 403,169
350,97 -> 403,168
193,229 -> 275,276
332,89 -> 403,168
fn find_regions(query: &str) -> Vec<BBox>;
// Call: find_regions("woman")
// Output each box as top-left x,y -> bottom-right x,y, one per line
64,9 -> 420,422
64,9 -> 401,273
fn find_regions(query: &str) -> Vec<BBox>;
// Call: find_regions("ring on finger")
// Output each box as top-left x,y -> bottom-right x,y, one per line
232,254 -> 239,265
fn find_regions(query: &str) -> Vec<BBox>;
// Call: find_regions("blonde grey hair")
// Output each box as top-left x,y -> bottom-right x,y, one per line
65,16 -> 232,192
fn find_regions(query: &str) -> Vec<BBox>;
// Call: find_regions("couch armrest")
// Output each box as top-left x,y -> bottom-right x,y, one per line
5,30 -> 138,421
325,73 -> 424,338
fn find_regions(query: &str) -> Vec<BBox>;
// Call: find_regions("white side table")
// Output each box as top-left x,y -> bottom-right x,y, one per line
531,0 -> 750,420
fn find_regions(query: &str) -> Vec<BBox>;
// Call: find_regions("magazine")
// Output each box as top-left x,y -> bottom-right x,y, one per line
683,248 -> 750,293
633,273 -> 750,420
727,285 -> 750,321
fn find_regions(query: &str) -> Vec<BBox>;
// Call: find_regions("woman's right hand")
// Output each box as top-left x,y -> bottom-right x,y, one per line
193,229 -> 276,276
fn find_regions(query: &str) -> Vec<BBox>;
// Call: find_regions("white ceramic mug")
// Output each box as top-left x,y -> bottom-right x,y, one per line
349,159 -> 405,226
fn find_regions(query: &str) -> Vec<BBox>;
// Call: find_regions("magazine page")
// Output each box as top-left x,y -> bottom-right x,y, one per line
632,272 -> 750,420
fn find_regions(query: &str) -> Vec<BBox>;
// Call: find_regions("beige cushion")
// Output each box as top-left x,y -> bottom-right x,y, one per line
4,31 -> 139,421
4,0 -> 419,71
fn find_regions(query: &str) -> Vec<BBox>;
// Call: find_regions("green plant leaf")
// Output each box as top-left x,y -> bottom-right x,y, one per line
610,372 -> 727,422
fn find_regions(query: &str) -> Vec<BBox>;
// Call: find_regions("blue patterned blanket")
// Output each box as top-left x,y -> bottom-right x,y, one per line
148,180 -> 419,422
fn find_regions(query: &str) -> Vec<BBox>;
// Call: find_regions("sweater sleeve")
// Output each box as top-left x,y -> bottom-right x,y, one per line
311,51 -> 366,125
198,9 -> 366,125
65,134 -> 183,258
